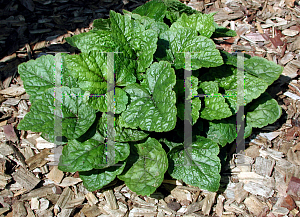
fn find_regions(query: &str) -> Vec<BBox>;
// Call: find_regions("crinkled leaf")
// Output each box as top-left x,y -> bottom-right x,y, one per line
220,50 -> 251,67
199,82 -> 232,120
79,163 -> 125,192
118,137 -> 168,196
132,0 -> 167,22
121,61 -> 177,132
225,72 -> 268,113
98,113 -> 149,142
160,28 -> 223,70
170,13 -> 215,38
164,0 -> 198,23
17,54 -> 78,103
87,87 -> 128,114
58,132 -> 130,172
64,51 -> 136,93
244,56 -> 283,86
65,30 -> 116,52
110,11 -> 158,72
168,136 -> 221,192
246,92 -> 282,128
93,18 -> 111,31
207,116 -> 237,147
17,87 -> 96,140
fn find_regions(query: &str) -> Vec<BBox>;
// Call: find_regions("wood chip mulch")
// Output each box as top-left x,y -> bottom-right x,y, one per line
0,0 -> 300,216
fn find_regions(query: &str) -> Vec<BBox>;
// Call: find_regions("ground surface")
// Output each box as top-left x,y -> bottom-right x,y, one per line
0,0 -> 300,216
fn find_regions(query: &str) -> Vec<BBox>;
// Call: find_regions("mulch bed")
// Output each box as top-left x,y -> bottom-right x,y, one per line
0,0 -> 300,216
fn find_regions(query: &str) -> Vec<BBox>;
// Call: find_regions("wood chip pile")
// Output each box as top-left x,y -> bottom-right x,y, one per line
0,0 -> 300,216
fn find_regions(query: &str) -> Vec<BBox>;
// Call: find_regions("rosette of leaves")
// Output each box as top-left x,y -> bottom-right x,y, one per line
17,0 -> 283,195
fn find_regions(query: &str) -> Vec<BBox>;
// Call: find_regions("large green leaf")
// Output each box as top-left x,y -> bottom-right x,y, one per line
110,11 -> 158,72
79,163 -> 126,192
65,30 -> 116,52
199,81 -> 232,120
98,113 -> 149,142
121,61 -> 177,132
160,28 -> 223,70
63,51 -> 136,93
170,13 -> 215,38
168,136 -> 221,192
246,92 -> 282,128
58,132 -> 130,172
17,54 -> 78,103
244,56 -> 283,86
17,87 -> 96,140
207,116 -> 237,147
177,98 -> 201,125
132,0 -> 167,22
118,137 -> 168,196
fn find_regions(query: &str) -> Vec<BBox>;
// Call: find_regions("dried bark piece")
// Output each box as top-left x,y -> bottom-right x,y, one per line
55,187 -> 74,211
3,124 -> 18,143
234,182 -> 248,203
59,177 -> 82,187
280,195 -> 296,211
254,156 -> 275,177
0,142 -> 14,156
12,201 -> 27,217
103,189 -> 118,210
244,195 -> 269,216
3,98 -> 21,106
12,166 -> 40,191
30,197 -> 39,210
171,186 -> 193,203
201,192 -> 216,215
287,176 -> 300,199
86,192 -> 99,206
81,204 -> 102,217
25,148 -> 51,171
46,166 -> 64,184
0,86 -> 25,97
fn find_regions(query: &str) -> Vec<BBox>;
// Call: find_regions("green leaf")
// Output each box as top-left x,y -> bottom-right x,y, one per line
110,11 -> 158,72
246,92 -> 282,128
207,116 -> 237,147
58,132 -> 130,172
65,30 -> 116,52
79,163 -> 126,192
168,136 -> 221,192
64,51 -> 136,93
177,98 -> 201,125
121,61 -> 177,132
159,138 -> 182,150
160,28 -> 223,70
17,87 -> 96,140
17,54 -> 78,103
244,56 -> 283,86
199,82 -> 232,120
170,13 -> 215,38
224,72 -> 268,113
164,0 -> 198,23
212,22 -> 237,38
98,113 -> 149,142
118,137 -> 168,196
87,87 -> 128,114
132,0 -> 167,22
93,18 -> 111,31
